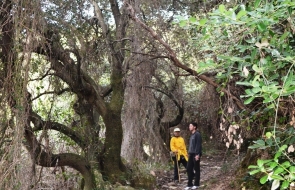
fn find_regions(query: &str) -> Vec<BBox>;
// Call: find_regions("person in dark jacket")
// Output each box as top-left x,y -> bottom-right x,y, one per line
184,122 -> 202,190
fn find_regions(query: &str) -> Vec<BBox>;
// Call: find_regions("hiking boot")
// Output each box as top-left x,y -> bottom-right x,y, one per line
191,186 -> 199,189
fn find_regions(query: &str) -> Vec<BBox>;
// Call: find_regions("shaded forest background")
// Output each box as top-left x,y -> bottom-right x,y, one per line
1,0 -> 295,189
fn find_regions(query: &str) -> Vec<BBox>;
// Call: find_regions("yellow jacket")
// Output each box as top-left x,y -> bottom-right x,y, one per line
170,136 -> 188,161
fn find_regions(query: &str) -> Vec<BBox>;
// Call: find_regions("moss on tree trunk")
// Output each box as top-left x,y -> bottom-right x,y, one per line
102,111 -> 126,182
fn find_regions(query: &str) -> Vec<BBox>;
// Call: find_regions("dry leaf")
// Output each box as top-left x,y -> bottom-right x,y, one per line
243,66 -> 249,77
255,39 -> 269,49
150,170 -> 156,176
228,107 -> 233,113
288,145 -> 294,153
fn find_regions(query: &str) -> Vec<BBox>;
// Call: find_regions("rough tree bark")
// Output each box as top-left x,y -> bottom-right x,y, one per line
0,0 -> 130,188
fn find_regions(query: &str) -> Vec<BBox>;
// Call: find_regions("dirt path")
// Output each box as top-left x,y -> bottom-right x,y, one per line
155,150 -> 244,190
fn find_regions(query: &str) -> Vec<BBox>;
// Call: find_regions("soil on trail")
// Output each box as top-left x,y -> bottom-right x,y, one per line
155,149 -> 244,190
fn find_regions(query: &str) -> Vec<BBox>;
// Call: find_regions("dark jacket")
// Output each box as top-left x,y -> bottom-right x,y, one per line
188,131 -> 202,156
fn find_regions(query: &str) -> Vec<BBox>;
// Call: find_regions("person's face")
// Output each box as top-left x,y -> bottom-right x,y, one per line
174,131 -> 180,136
189,124 -> 195,132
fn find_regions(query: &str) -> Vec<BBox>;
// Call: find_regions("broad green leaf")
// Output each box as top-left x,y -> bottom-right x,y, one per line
270,174 -> 285,181
252,87 -> 261,93
268,161 -> 278,169
199,19 -> 207,26
189,17 -> 197,24
281,181 -> 289,189
255,140 -> 265,146
289,166 -> 295,173
244,96 -> 255,104
249,169 -> 261,175
179,20 -> 187,27
257,159 -> 265,167
252,64 -> 261,73
219,4 -> 226,13
282,86 -> 295,96
257,22 -> 267,32
254,0 -> 262,8
263,97 -> 273,103
281,161 -> 291,168
237,10 -> 247,20
260,175 -> 268,184
279,144 -> 288,151
252,80 -> 260,87
273,167 -> 284,175
271,179 -> 280,190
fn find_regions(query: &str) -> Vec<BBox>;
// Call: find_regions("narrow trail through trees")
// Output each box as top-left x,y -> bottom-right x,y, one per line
156,150 -> 243,190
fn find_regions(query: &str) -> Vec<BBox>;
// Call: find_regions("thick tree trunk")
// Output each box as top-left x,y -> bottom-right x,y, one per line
103,110 -> 126,181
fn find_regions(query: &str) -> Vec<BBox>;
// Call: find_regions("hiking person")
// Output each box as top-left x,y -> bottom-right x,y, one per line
170,127 -> 188,183
184,122 -> 202,190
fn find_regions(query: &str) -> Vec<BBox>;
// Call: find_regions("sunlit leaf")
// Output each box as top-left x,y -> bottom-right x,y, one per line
260,175 -> 268,184
219,4 -> 226,13
281,181 -> 289,189
237,10 -> 247,19
249,169 -> 261,175
199,19 -> 207,26
254,0 -> 262,8
244,96 -> 255,104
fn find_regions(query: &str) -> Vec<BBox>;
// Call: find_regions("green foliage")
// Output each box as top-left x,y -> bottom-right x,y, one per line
176,0 -> 295,189
248,131 -> 295,189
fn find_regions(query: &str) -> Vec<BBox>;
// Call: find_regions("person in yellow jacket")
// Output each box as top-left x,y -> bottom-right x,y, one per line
170,127 -> 188,183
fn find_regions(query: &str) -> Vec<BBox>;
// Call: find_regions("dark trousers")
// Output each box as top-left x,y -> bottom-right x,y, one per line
187,153 -> 200,186
172,155 -> 187,180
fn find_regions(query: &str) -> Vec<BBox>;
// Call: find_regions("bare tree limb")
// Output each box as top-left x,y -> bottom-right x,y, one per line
30,88 -> 71,102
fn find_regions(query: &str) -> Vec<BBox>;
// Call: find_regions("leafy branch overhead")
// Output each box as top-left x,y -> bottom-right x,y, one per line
174,0 -> 295,189
124,0 -> 246,110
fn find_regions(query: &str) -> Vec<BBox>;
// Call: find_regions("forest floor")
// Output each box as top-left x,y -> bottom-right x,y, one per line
155,143 -> 246,190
